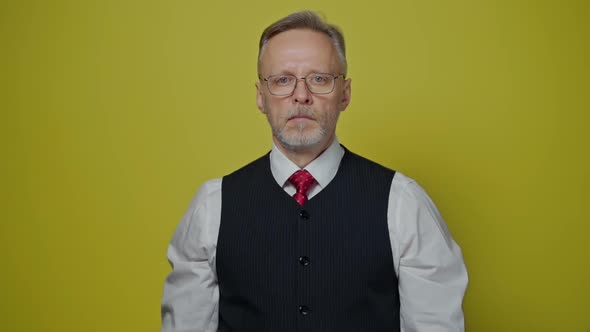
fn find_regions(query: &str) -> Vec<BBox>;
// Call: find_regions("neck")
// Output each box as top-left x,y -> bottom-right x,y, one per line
274,136 -> 334,169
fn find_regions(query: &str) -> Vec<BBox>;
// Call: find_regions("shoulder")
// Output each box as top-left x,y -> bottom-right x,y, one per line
180,178 -> 223,227
391,172 -> 418,193
388,172 -> 453,239
191,178 -> 222,206
168,178 -> 223,258
390,172 -> 435,207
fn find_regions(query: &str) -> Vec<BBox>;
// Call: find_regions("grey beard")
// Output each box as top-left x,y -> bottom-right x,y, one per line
275,121 -> 326,151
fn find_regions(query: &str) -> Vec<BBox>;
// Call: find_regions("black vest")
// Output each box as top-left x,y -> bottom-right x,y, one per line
217,149 -> 400,332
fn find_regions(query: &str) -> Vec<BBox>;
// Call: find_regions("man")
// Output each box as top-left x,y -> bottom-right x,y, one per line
161,10 -> 468,332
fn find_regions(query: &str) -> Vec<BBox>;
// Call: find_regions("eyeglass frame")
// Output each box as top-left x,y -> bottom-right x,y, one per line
260,73 -> 346,96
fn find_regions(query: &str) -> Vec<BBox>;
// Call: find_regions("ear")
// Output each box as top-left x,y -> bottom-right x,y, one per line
340,78 -> 351,111
255,81 -> 265,113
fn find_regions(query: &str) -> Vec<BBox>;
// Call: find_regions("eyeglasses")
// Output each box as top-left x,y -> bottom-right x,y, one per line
262,73 -> 344,96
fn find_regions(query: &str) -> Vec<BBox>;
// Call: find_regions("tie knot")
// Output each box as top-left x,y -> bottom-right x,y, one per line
288,170 -> 316,206
289,170 -> 316,193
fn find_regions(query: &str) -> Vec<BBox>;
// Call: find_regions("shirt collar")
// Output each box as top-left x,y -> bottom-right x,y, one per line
270,138 -> 345,189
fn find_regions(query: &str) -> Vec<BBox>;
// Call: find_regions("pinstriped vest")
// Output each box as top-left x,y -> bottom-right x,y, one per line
217,149 -> 400,332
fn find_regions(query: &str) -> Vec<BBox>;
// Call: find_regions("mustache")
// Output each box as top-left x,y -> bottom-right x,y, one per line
287,107 -> 316,119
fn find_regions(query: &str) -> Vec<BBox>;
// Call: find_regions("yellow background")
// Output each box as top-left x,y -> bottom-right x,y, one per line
1,1 -> 588,331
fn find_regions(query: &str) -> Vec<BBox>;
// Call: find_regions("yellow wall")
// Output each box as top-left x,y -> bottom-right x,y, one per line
2,1 -> 588,331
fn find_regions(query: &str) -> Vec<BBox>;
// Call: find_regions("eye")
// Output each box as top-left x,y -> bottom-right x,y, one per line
309,74 -> 330,85
271,75 -> 294,86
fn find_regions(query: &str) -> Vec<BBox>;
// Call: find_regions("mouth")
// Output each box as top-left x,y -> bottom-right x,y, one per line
288,114 -> 315,121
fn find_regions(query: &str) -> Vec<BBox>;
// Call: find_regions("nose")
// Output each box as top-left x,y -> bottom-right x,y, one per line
292,78 -> 312,105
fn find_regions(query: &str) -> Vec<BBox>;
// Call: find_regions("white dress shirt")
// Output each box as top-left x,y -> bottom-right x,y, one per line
161,138 -> 468,332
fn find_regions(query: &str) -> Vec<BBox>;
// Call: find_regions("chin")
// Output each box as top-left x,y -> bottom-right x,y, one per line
277,129 -> 325,150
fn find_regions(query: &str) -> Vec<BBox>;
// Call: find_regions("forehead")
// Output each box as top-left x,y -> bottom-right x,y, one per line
259,29 -> 340,75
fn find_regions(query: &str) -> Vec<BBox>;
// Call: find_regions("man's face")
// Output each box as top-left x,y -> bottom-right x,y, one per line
256,29 -> 351,153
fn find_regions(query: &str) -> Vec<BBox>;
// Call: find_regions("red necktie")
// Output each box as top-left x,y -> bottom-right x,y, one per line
288,170 -> 316,206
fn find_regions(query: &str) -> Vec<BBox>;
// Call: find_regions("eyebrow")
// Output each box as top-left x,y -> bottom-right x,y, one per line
269,70 -> 334,77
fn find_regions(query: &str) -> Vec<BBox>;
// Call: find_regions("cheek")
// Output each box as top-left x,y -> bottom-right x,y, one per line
263,105 -> 286,127
264,99 -> 288,119
319,103 -> 340,124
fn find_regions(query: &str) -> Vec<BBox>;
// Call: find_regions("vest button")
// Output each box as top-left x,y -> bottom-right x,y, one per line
298,305 -> 310,315
299,210 -> 310,220
299,256 -> 310,266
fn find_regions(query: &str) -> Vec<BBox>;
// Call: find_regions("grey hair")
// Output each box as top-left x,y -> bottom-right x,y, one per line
257,10 -> 347,76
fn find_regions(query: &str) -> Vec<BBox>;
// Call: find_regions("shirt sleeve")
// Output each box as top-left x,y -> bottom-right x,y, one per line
161,179 -> 222,332
388,173 -> 468,332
